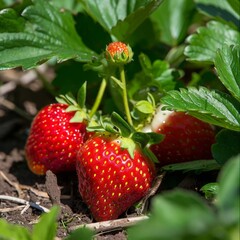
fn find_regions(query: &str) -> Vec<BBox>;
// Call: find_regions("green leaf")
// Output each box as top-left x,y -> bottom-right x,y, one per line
0,8 -> 25,32
65,227 -> 94,240
195,0 -> 240,29
217,155 -> 240,226
56,92 -> 78,106
161,87 -> 240,131
0,219 -> 31,240
0,0 -> 17,9
151,0 -> 196,46
77,81 -> 87,108
184,21 -> 240,63
32,206 -> 59,240
120,137 -> 136,159
111,112 -> 135,137
162,160 -> 221,172
0,0 -> 95,70
50,0 -> 84,14
132,132 -> 150,149
142,147 -> 159,163
80,0 -> 163,41
65,105 -> 80,112
135,100 -> 154,114
212,129 -> 240,165
128,190 -> 216,240
129,53 -> 182,101
111,76 -> 124,89
145,132 -> 164,145
70,111 -> 87,123
214,44 -> 240,102
227,0 -> 240,16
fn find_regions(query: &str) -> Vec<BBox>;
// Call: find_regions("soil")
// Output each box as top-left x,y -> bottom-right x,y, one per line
0,68 -> 218,239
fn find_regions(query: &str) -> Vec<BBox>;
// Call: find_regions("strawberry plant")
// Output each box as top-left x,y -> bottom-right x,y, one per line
0,0 -> 239,239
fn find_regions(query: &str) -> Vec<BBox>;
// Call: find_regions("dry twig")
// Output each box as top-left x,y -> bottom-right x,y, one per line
0,171 -> 24,198
0,170 -> 49,199
0,195 -> 50,213
69,215 -> 148,233
0,205 -> 25,213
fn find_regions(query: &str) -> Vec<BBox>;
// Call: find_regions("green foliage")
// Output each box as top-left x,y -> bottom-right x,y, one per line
0,219 -> 32,240
216,155 -> 240,226
65,227 -> 93,240
212,129 -> 240,165
129,53 -> 182,101
31,207 -> 58,240
80,0 -> 164,41
0,8 -> 25,32
195,0 -> 240,28
162,159 -> 220,172
0,206 -> 58,240
0,206 -> 94,240
0,0 -> 239,239
214,44 -> 240,102
161,87 -> 240,131
127,155 -> 240,240
151,0 -> 196,46
184,21 -> 240,63
0,0 -> 95,70
50,0 -> 84,14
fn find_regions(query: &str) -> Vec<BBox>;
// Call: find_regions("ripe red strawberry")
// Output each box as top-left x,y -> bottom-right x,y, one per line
145,107 -> 216,166
25,103 -> 87,175
106,41 -> 133,64
76,133 -> 156,221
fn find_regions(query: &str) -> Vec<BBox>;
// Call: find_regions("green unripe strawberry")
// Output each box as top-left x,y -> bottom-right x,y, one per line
106,41 -> 133,65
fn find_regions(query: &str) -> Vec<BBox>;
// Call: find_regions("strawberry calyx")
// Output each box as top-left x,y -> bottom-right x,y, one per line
55,82 -> 90,123
87,112 -> 164,161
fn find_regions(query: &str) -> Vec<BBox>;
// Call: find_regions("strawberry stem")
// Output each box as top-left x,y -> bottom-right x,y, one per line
119,65 -> 133,126
89,78 -> 107,118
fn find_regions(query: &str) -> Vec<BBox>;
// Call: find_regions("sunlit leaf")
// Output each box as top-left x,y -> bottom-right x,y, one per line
214,44 -> 240,102
161,87 -> 240,131
0,0 -> 95,70
184,21 -> 240,63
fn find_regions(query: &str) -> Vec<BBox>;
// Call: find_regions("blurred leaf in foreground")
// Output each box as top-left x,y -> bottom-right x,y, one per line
128,155 -> 240,240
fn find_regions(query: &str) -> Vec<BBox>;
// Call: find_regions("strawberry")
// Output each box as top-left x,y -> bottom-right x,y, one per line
105,41 -> 133,64
25,103 -> 87,175
145,106 -> 216,166
76,132 -> 156,221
